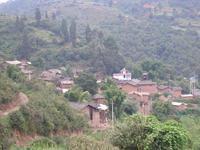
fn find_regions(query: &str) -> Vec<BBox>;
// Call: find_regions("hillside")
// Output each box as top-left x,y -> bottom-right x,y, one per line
0,0 -> 199,78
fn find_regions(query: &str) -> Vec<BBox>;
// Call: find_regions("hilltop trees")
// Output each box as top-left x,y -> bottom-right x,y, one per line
16,32 -> 33,59
35,8 -> 41,25
15,16 -> 25,32
61,19 -> 69,43
70,19 -> 77,47
85,24 -> 92,43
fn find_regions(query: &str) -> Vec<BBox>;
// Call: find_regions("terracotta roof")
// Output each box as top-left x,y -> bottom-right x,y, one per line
172,87 -> 182,91
158,85 -> 170,90
138,80 -> 157,85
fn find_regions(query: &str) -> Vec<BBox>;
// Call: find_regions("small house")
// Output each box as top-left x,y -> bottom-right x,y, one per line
172,102 -> 188,111
82,103 -> 109,128
40,69 -> 62,82
69,102 -> 109,128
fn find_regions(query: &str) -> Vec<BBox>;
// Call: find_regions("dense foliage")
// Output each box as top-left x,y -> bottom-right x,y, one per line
111,115 -> 190,150
9,84 -> 87,136
75,73 -> 98,95
104,79 -> 126,119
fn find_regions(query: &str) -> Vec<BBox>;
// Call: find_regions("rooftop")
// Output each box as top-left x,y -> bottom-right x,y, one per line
93,94 -> 105,100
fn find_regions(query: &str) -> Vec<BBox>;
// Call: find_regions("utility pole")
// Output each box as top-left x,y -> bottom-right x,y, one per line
112,99 -> 114,128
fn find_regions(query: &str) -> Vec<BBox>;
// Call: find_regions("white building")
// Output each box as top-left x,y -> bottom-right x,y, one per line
113,68 -> 132,81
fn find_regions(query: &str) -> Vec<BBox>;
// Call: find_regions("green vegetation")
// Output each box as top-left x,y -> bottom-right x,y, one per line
75,73 -> 98,95
111,115 -> 190,150
104,79 -> 126,119
65,86 -> 91,102
0,0 -> 200,149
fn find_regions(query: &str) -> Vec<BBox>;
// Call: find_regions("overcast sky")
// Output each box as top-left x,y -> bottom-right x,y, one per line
0,0 -> 9,4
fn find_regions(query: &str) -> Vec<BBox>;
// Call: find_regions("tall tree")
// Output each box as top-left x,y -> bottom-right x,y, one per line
45,11 -> 49,19
75,73 -> 98,95
61,19 -> 69,43
16,33 -> 32,59
35,8 -> 41,25
85,24 -> 92,43
104,82 -> 126,119
15,16 -> 25,32
70,19 -> 77,47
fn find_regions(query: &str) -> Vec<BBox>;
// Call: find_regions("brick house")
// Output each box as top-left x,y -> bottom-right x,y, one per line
158,86 -> 182,98
56,77 -> 74,93
137,80 -> 158,94
40,69 -> 62,82
69,102 -> 109,128
172,102 -> 188,111
129,91 -> 151,115
118,80 -> 138,94
118,80 -> 157,95
82,104 -> 109,128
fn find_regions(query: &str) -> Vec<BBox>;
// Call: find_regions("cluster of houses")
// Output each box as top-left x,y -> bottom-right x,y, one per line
143,2 -> 174,17
2,60 -> 199,128
113,68 -> 200,114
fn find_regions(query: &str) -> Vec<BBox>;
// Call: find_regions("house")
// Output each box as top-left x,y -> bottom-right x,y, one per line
171,87 -> 182,98
118,80 -> 157,95
137,80 -> 158,94
69,102 -> 109,128
93,94 -> 106,104
56,77 -> 74,93
40,69 -> 62,82
129,91 -> 151,115
113,68 -> 132,81
82,103 -> 109,128
158,86 -> 182,98
5,60 -> 33,80
21,69 -> 33,80
172,102 -> 188,111
181,94 -> 194,100
118,80 -> 139,94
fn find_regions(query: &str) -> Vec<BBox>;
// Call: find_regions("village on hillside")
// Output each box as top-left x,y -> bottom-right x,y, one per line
1,59 -> 200,128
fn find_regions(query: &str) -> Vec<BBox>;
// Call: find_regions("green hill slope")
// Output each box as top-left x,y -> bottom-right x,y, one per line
0,0 -> 199,77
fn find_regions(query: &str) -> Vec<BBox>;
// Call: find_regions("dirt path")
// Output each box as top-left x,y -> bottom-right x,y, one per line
0,92 -> 29,117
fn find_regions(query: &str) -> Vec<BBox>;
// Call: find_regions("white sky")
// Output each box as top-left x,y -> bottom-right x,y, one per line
0,0 -> 9,4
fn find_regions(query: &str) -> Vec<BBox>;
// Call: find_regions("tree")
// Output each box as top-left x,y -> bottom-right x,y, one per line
0,73 -> 17,104
0,124 -> 12,150
64,86 -> 91,102
85,24 -> 92,43
75,73 -> 98,95
104,83 -> 126,119
16,32 -> 34,59
45,11 -> 49,19
61,19 -> 69,43
152,100 -> 175,121
6,65 -> 24,82
15,16 -> 25,32
123,101 -> 137,115
35,8 -> 41,25
70,19 -> 77,47
111,115 -> 190,150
